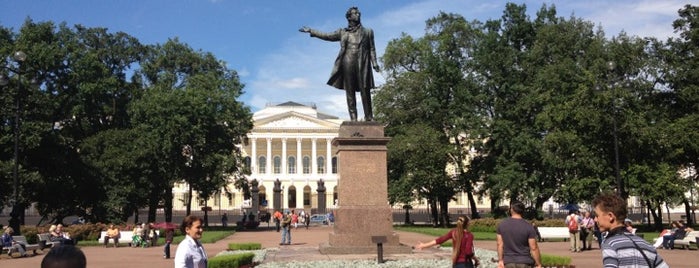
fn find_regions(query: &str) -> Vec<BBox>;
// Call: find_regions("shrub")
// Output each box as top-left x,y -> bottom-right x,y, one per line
532,219 -> 566,227
228,243 -> 261,250
470,218 -> 499,232
208,252 -> 255,268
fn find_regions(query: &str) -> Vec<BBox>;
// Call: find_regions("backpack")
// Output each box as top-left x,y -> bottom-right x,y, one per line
568,215 -> 579,233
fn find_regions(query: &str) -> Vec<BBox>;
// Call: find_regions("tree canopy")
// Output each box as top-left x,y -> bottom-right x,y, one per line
0,20 -> 252,224
377,3 -> 699,225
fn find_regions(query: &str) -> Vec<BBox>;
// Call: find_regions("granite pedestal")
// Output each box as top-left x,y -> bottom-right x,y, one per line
319,121 -> 411,254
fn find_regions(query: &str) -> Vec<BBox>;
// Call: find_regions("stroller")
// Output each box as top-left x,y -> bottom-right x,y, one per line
131,234 -> 146,248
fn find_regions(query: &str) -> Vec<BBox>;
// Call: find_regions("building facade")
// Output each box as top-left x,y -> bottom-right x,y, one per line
172,102 -> 342,213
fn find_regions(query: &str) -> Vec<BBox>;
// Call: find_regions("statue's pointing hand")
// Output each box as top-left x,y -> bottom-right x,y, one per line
299,26 -> 311,33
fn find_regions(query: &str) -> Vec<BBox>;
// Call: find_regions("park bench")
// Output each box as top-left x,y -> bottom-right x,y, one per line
98,231 -> 134,247
537,227 -> 570,241
99,230 -> 160,247
37,233 -> 59,249
673,230 -> 699,249
2,235 -> 41,257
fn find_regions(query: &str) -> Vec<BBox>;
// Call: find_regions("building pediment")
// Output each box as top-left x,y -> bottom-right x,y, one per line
255,112 -> 340,130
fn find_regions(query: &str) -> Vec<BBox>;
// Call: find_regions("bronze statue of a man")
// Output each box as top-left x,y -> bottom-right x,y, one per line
300,7 -> 380,121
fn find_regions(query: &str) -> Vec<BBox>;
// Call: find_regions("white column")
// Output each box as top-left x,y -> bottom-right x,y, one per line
326,138 -> 332,174
266,137 -> 272,175
296,138 -> 302,174
311,138 -> 317,175
251,138 -> 257,174
282,138 -> 287,175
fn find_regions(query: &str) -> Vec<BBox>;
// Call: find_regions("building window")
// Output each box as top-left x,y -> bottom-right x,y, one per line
303,156 -> 310,174
455,192 -> 463,205
317,156 -> 325,174
273,156 -> 281,174
288,186 -> 297,208
179,193 -> 190,208
258,156 -> 266,174
214,194 -> 221,206
228,193 -> 235,206
332,157 -> 337,174
288,156 -> 296,174
244,156 -> 251,172
303,186 -> 311,206
198,197 -> 206,206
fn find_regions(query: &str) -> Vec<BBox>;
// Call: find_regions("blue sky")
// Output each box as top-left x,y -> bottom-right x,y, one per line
1,0 -> 696,119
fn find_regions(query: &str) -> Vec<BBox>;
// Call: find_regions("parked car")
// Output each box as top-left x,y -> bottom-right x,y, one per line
309,214 -> 329,225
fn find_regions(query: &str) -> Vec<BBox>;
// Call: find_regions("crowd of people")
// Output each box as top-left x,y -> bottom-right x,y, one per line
1,197 -> 689,268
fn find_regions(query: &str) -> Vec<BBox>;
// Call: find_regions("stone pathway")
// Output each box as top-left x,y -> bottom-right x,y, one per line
1,225 -> 696,267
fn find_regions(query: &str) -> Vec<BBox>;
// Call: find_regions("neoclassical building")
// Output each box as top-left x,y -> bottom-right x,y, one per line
172,101 -> 342,212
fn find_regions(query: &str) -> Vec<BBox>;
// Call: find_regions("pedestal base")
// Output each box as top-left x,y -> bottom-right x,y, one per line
319,206 -> 411,254
319,241 -> 412,254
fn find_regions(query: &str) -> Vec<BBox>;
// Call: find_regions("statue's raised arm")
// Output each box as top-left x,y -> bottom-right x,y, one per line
298,26 -> 311,33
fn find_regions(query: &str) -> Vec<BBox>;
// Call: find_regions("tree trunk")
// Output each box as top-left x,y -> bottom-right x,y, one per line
203,200 -> 209,227
164,186 -> 173,223
467,191 -> 480,219
186,183 -> 192,216
148,191 -> 158,223
683,198 -> 693,226
428,199 -> 438,227
404,207 -> 411,224
438,197 -> 450,228
133,208 -> 140,224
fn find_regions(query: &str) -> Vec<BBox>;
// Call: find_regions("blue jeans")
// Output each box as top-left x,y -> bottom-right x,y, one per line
163,241 -> 171,258
280,226 -> 291,244
453,260 -> 474,268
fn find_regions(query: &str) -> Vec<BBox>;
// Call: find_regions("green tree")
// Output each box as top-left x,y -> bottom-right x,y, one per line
132,39 -> 252,222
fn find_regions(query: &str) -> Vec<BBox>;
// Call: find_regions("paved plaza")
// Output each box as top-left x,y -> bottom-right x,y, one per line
2,225 -> 697,267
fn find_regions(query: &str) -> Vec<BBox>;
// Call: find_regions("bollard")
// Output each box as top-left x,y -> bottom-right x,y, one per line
371,236 -> 387,264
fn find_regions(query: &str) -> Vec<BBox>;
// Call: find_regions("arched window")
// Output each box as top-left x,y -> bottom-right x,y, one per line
258,156 -> 266,174
317,156 -> 325,174
288,186 -> 297,208
273,156 -> 281,174
303,185 -> 312,207
259,186 -> 267,206
332,157 -> 338,174
288,156 -> 296,174
243,156 -> 251,172
303,156 -> 310,174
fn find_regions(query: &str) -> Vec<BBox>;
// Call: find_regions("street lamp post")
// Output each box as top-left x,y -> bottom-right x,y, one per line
0,51 -> 28,235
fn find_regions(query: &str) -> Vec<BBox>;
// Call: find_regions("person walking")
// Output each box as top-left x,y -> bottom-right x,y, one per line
273,210 -> 283,232
566,210 -> 581,252
592,192 -> 668,267
163,228 -> 174,259
221,213 -> 228,227
175,215 -> 208,268
280,211 -> 292,245
496,201 -> 542,268
415,215 -> 480,268
580,211 -> 595,250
